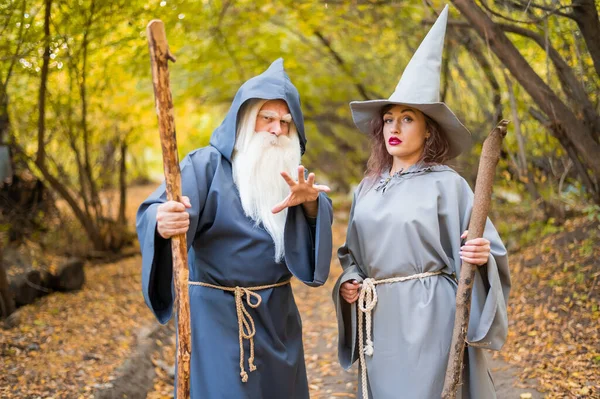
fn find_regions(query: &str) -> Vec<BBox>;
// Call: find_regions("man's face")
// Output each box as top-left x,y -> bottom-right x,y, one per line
254,100 -> 292,137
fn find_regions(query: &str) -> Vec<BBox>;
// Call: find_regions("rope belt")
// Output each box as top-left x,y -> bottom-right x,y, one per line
188,279 -> 291,383
357,271 -> 443,399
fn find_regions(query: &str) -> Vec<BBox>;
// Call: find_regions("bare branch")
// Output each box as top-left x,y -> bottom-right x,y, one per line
479,0 -> 574,24
450,0 -> 600,187
441,19 -> 600,137
313,30 -> 380,100
2,0 -> 28,88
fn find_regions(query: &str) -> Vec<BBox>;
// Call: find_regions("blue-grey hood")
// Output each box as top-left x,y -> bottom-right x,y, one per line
209,58 -> 306,162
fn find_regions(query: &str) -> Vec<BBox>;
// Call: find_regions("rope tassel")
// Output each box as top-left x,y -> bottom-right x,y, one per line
356,271 -> 443,399
235,287 -> 261,382
188,279 -> 291,383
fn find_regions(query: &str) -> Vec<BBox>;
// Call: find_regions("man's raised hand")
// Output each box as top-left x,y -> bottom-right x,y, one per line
271,165 -> 331,214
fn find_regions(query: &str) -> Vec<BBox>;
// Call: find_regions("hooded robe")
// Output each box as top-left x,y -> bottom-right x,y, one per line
137,59 -> 333,398
332,164 -> 510,398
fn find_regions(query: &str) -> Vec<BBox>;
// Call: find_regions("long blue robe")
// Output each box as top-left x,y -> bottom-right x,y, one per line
137,59 -> 333,398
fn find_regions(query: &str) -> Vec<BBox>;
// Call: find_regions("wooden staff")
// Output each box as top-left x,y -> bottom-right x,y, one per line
442,120 -> 509,399
147,20 -> 191,399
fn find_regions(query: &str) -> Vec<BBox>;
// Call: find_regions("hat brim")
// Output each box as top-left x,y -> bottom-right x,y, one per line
350,100 -> 472,160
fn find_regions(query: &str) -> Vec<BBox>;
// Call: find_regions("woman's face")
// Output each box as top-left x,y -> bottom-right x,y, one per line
382,105 -> 428,164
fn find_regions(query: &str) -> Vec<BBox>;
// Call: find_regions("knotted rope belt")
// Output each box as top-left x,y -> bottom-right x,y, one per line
357,271 -> 443,399
189,279 -> 291,382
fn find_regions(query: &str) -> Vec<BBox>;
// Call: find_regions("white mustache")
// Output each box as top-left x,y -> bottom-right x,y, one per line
254,131 -> 292,147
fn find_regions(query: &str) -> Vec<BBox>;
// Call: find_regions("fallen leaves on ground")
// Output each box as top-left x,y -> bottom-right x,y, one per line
0,256 -> 155,398
500,216 -> 599,398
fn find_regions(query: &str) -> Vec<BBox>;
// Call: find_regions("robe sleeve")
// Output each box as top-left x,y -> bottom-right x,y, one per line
135,148 -> 218,324
332,184 -> 367,369
456,177 -> 511,350
283,191 -> 333,287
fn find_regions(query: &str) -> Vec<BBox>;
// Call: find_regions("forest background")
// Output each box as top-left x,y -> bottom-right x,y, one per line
0,0 -> 598,398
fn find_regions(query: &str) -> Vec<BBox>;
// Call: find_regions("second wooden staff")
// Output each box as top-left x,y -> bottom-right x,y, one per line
442,120 -> 509,399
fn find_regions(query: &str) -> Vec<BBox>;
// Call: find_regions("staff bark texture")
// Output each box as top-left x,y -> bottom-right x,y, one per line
442,120 -> 509,399
146,19 -> 191,399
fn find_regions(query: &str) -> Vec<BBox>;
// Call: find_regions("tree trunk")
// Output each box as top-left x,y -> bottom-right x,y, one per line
80,0 -> 102,221
571,0 -> 600,78
0,89 -> 9,145
496,23 -> 600,142
118,141 -> 127,226
0,245 -> 16,319
36,0 -> 52,167
450,0 -> 600,196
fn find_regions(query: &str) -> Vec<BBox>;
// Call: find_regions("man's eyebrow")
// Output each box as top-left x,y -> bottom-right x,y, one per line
258,110 -> 278,118
258,110 -> 293,123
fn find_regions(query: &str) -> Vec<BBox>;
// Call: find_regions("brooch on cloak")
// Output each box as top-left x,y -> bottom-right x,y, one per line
375,166 -> 434,193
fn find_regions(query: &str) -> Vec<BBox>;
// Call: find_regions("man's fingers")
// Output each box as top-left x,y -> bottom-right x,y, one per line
314,184 -> 331,193
163,211 -> 190,221
280,172 -> 296,187
272,197 -> 291,214
182,196 -> 192,208
167,228 -> 189,237
159,200 -> 186,212
306,173 -> 315,186
162,220 -> 190,229
157,210 -> 189,223
158,227 -> 189,239
297,165 -> 306,184
272,203 -> 285,214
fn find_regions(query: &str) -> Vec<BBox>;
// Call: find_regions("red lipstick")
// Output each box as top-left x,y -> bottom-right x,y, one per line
388,137 -> 402,146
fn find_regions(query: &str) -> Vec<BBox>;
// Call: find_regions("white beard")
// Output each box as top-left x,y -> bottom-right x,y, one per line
232,130 -> 301,262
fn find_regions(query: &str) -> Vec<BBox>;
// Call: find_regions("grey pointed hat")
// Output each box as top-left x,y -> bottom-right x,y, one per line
350,5 -> 471,159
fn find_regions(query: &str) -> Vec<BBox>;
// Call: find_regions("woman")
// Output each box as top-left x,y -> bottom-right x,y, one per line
332,6 -> 510,399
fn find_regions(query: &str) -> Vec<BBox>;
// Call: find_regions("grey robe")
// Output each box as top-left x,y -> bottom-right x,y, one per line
137,59 -> 333,398
332,164 -> 510,398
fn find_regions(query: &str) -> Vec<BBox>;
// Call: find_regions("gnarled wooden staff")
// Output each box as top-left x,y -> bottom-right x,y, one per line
147,20 -> 191,399
442,120 -> 509,399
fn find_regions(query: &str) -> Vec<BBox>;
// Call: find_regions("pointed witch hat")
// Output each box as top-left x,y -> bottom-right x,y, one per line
350,5 -> 471,159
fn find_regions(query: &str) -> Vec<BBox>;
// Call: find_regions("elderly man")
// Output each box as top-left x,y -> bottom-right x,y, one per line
136,58 -> 333,398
